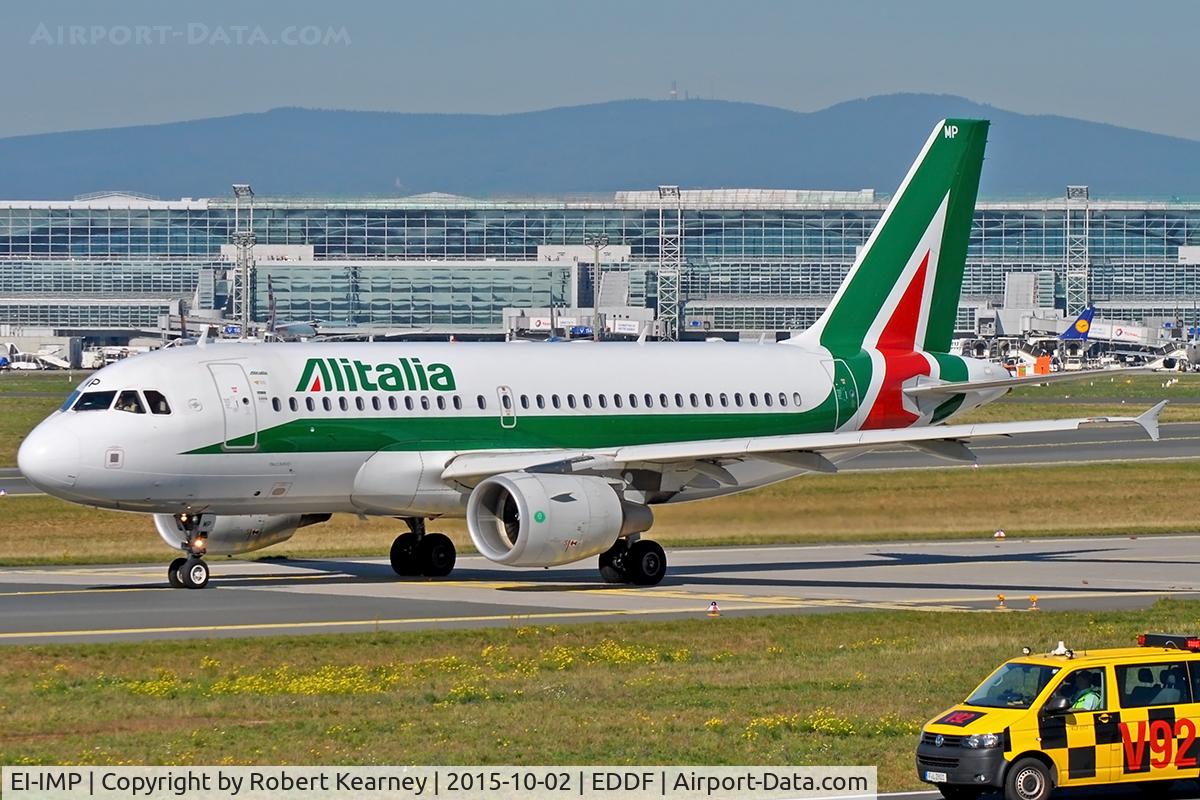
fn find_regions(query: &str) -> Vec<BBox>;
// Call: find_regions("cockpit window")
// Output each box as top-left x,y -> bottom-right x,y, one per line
115,390 -> 146,414
60,390 -> 81,412
144,390 -> 171,415
73,390 -> 117,412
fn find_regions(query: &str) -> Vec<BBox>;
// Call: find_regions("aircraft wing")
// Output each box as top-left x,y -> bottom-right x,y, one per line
903,367 -> 1154,398
440,401 -> 1166,486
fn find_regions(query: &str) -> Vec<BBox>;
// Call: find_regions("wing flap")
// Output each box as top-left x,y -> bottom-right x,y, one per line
440,402 -> 1166,485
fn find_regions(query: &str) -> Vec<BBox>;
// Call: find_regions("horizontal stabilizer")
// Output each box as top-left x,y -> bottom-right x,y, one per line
904,368 -> 1154,398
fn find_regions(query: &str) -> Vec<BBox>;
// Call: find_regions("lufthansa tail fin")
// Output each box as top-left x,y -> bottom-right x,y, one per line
794,119 -> 988,355
1059,305 -> 1095,341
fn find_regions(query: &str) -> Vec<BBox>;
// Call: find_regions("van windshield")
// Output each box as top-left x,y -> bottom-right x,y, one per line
965,662 -> 1060,709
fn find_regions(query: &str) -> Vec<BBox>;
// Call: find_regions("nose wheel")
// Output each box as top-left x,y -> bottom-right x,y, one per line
167,556 -> 210,589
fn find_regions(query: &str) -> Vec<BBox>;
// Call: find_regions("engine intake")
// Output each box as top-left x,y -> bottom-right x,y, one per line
466,473 -> 652,567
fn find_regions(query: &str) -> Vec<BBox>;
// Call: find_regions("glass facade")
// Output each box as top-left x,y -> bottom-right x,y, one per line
1,195 -> 1199,334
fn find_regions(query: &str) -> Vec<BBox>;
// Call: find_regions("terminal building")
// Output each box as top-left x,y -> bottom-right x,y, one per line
1,186 -> 1199,347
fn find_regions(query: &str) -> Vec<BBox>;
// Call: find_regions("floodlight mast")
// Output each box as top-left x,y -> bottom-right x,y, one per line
231,184 -> 255,337
584,233 -> 609,341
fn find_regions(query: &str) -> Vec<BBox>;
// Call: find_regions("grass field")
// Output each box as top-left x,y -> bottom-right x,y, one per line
2,459 -> 1198,565
3,600 -> 1199,790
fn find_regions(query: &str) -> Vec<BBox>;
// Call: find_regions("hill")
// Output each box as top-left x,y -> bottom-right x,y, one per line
1,94 -> 1197,199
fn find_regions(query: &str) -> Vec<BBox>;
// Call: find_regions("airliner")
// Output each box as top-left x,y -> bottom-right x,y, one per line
17,119 -> 1164,589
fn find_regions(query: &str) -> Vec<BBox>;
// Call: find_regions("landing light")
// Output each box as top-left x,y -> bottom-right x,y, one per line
190,535 -> 208,555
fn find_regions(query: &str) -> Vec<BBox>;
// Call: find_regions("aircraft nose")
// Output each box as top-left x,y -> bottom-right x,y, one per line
17,423 -> 80,491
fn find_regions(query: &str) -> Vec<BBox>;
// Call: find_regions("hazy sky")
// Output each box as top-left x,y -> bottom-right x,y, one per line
2,0 -> 1196,140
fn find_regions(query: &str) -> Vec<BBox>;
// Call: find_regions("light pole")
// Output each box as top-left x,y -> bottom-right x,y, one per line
584,233 -> 608,341
231,184 -> 255,336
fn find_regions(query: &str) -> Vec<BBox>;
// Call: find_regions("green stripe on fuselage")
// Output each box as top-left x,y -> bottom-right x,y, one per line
188,398 -> 843,455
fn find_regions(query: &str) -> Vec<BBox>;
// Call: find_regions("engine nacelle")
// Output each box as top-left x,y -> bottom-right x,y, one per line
153,512 -> 331,556
466,473 -> 653,567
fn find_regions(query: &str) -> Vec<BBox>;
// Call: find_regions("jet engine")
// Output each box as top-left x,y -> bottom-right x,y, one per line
466,473 -> 653,567
153,512 -> 331,556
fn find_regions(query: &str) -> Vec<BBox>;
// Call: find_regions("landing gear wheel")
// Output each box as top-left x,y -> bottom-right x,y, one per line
1004,757 -> 1052,800
180,558 -> 209,590
626,540 -> 667,586
389,531 -> 422,576
167,557 -> 187,588
598,539 -> 630,584
419,533 -> 456,577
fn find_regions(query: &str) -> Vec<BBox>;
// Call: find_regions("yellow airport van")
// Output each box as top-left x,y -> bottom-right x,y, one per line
917,633 -> 1200,800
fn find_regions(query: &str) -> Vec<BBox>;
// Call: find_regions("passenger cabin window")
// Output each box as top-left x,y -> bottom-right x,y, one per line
645,394 -> 655,408
536,395 -> 545,409
779,392 -> 788,407
405,397 -> 414,411
704,393 -> 713,407
583,394 -> 592,409
73,390 -> 117,412
338,397 -> 349,411
453,396 -> 462,410
734,393 -> 744,407
371,397 -> 381,411
660,393 -> 669,408
551,395 -> 561,409
436,396 -> 446,411
793,391 -> 802,406
388,396 -> 398,411
627,394 -> 637,408
763,393 -> 772,407
567,394 -> 577,409
719,393 -> 729,407
306,397 -> 316,412
675,393 -> 685,408
749,393 -> 758,407
115,390 -> 146,414
520,395 -> 530,410
420,397 -> 431,411
289,397 -> 299,412
355,397 -> 366,411
1117,663 -> 1194,707
598,395 -> 608,409
271,398 -> 282,412
476,395 -> 487,410
322,397 -> 332,411
613,394 -> 623,408
144,390 -> 172,415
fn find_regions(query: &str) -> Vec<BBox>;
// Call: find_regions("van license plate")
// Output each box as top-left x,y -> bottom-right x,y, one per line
924,771 -> 948,783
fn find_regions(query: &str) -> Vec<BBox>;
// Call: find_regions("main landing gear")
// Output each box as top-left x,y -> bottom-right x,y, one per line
167,513 -> 211,589
598,536 -> 667,586
390,518 -> 457,578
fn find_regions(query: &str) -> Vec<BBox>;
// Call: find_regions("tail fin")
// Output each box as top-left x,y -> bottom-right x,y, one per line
795,119 -> 988,354
1059,305 -> 1095,341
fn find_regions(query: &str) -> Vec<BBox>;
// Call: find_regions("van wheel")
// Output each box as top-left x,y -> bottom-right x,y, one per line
938,786 -> 981,800
1005,758 -> 1052,800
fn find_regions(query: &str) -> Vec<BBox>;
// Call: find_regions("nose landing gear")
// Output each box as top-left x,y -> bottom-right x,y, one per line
390,518 -> 457,578
166,513 -> 212,589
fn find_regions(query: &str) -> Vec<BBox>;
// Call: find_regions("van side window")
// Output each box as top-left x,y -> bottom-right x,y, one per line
1117,663 -> 1193,707
144,390 -> 172,415
1049,667 -> 1106,712
115,390 -> 146,414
